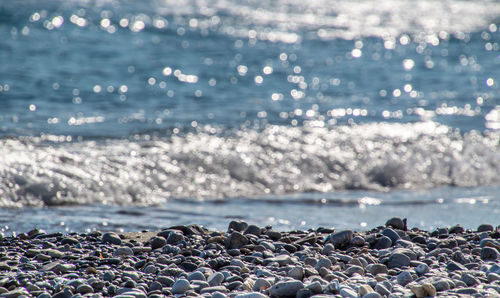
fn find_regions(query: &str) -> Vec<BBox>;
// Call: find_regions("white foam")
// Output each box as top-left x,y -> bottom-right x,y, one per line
1,122 -> 500,207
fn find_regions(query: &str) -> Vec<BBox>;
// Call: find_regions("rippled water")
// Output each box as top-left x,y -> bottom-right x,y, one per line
1,0 -> 499,233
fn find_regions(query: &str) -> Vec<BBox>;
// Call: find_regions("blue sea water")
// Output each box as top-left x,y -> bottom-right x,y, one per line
1,0 -> 500,233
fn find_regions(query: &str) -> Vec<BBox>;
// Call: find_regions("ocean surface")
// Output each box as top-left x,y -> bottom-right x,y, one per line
1,0 -> 500,234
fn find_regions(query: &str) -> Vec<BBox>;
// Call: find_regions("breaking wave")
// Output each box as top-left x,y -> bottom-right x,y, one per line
1,121 -> 500,207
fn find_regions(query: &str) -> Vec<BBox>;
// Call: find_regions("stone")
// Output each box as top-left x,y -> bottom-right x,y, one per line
207,272 -> 225,287
478,224 -> 494,232
386,217 -> 405,230
366,263 -> 388,275
234,293 -> 267,298
114,246 -> 134,257
382,228 -> 401,243
481,247 -> 499,261
228,220 -> 248,232
76,284 -> 94,295
166,232 -> 184,245
396,270 -> 413,286
410,285 -> 425,298
269,280 -> 304,297
339,286 -> 357,298
200,286 -> 228,294
150,236 -> 167,250
329,230 -> 353,249
422,283 -> 436,296
415,263 -> 429,276
375,284 -> 391,297
351,235 -> 365,246
362,293 -> 382,298
171,279 -> 191,294
358,285 -> 374,296
461,273 -> 479,286
226,232 -> 249,249
287,266 -> 304,280
315,257 -> 332,271
211,291 -> 228,298
61,237 -> 79,245
244,225 -> 261,236
374,236 -> 392,249
446,261 -> 467,271
102,232 -> 122,245
449,224 -> 464,234
188,271 -> 206,281
345,265 -> 364,276
252,278 -> 271,292
387,253 -> 410,269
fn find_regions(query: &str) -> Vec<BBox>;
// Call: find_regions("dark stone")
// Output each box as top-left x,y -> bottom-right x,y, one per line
228,220 -> 248,232
446,261 -> 467,271
411,235 -> 427,245
244,225 -> 261,236
180,262 -> 198,272
226,232 -> 249,249
449,224 -> 464,234
478,224 -> 494,232
381,228 -> 400,243
481,247 -> 499,261
61,237 -> 79,245
150,236 -> 167,250
374,236 -> 392,249
166,232 -> 184,245
386,217 -> 406,230
329,230 -> 353,249
387,253 -> 411,269
266,230 -> 282,241
102,233 -> 122,245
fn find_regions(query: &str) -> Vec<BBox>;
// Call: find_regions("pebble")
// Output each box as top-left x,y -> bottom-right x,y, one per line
0,219 -> 497,298
269,280 -> 304,297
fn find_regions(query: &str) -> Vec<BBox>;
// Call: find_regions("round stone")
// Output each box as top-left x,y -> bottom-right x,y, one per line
478,224 -> 494,232
166,232 -> 184,245
382,228 -> 401,243
252,278 -> 272,291
150,236 -> 167,250
76,284 -> 94,295
228,220 -> 248,232
387,253 -> 410,269
481,247 -> 499,261
114,246 -> 134,257
171,279 -> 191,294
386,217 -> 405,230
244,225 -> 261,236
269,280 -> 304,297
374,236 -> 392,249
396,271 -> 413,286
102,232 -> 122,245
329,230 -> 353,249
226,231 -> 248,249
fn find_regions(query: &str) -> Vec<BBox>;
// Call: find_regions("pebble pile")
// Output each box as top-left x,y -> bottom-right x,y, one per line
1,218 -> 499,297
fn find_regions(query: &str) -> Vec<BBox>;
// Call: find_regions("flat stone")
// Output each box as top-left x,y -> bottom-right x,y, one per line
244,225 -> 261,236
315,257 -> 332,271
263,255 -> 291,266
200,286 -> 228,294
269,280 -> 304,297
76,284 -> 94,295
478,224 -> 494,232
188,271 -> 206,281
387,253 -> 410,269
362,293 -> 382,298
207,272 -> 225,286
252,278 -> 272,291
114,247 -> 134,257
366,263 -> 388,275
339,286 -> 357,298
329,230 -> 353,249
358,285 -> 374,296
234,293 -> 268,298
446,261 -> 467,271
287,266 -> 304,280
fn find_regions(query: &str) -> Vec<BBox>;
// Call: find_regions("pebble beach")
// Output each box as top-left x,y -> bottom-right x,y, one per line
1,218 -> 499,298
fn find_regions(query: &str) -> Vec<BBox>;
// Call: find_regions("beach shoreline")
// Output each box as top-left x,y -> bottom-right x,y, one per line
1,218 -> 499,297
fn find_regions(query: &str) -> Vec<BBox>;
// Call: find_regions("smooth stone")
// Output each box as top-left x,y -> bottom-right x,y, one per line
252,278 -> 272,292
339,286 -> 357,298
171,279 -> 191,294
345,265 -> 364,276
321,243 -> 335,255
234,293 -> 267,298
362,293 -> 382,298
366,264 -> 388,275
455,287 -> 478,295
287,266 -> 304,280
487,273 -> 500,283
166,232 -> 184,245
114,247 -> 134,257
244,225 -> 261,236
207,272 -> 225,287
449,224 -> 465,234
410,285 -> 425,298
396,271 -> 413,286
375,284 -> 391,297
481,247 -> 499,260
306,281 -> 323,294
264,255 -> 291,266
226,232 -> 249,249
200,286 -> 228,294
61,237 -> 79,245
76,284 -> 93,295
266,230 -> 282,241
422,283 -> 436,296
461,273 -> 479,286
382,228 -> 401,243
374,236 -> 392,249
478,224 -> 494,232
228,220 -> 248,232
102,233 -> 122,245
103,271 -> 115,281
269,280 -> 304,297
329,230 -> 353,249
150,237 -> 167,250
211,292 -> 228,298
387,253 -> 410,269
351,236 -> 365,246
415,263 -> 429,276
315,258 -> 332,271
0,289 -> 30,298
433,279 -> 450,292
446,261 -> 467,271
188,271 -> 206,281
386,217 -> 405,230
358,285 -> 374,296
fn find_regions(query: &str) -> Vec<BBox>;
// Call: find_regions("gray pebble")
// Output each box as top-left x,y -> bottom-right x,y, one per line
207,272 -> 225,286
329,230 -> 353,249
114,246 -> 134,257
102,232 -> 122,245
269,280 -> 304,297
481,247 -> 499,261
387,253 -> 410,269
396,270 -> 413,286
252,278 -> 272,292
166,232 -> 184,245
171,279 -> 191,294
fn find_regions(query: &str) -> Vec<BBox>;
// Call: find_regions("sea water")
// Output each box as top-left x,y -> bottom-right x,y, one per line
1,0 -> 499,234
